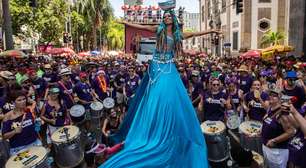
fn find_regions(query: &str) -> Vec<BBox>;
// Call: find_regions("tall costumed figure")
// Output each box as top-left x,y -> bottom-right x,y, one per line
100,0 -> 220,167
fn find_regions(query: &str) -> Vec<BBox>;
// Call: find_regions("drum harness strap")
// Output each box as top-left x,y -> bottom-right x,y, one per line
58,81 -> 75,104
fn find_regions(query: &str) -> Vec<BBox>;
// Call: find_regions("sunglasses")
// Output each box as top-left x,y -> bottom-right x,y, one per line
212,83 -> 220,86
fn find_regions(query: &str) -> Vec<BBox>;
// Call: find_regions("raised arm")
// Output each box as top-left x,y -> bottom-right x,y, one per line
183,29 -> 221,39
119,20 -> 158,33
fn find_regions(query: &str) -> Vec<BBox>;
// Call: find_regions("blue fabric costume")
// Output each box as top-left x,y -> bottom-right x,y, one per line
100,10 -> 209,168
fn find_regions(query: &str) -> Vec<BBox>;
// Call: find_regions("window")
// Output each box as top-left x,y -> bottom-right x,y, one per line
233,32 -> 238,50
222,0 -> 226,13
258,18 -> 270,32
259,0 -> 271,3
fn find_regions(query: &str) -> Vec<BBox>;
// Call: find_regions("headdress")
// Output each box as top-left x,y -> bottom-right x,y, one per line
157,0 -> 182,56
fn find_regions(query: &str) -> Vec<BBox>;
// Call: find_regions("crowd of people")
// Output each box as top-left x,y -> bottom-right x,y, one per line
0,53 -> 305,167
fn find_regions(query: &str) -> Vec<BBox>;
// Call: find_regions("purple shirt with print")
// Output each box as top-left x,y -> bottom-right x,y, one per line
245,91 -> 269,121
2,111 -> 37,148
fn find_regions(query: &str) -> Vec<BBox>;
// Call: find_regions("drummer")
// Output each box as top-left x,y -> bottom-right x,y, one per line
261,89 -> 295,168
57,68 -> 75,109
92,70 -> 109,101
2,88 -> 42,155
243,80 -> 270,121
198,78 -> 230,121
74,72 -> 97,109
40,87 -> 70,146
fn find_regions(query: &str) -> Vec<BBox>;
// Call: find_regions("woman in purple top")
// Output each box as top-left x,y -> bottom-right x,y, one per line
261,89 -> 295,168
57,69 -> 75,109
198,78 -> 230,122
40,87 -> 69,146
288,104 -> 306,168
2,90 -> 41,155
243,80 -> 270,121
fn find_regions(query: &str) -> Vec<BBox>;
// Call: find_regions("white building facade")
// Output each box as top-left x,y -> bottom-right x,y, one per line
199,0 -> 291,56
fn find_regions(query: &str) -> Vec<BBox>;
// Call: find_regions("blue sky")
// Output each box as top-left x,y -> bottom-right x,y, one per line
110,0 -> 200,17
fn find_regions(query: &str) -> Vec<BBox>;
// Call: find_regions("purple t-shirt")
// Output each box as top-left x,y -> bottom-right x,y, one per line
238,75 -> 253,94
43,101 -> 66,127
288,130 -> 306,168
203,91 -> 228,121
74,81 -> 94,102
245,91 -> 269,121
261,108 -> 288,149
2,111 -> 37,148
58,81 -> 74,109
126,75 -> 140,97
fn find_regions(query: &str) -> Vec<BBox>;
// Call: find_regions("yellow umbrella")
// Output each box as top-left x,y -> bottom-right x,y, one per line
261,50 -> 275,61
262,45 -> 294,53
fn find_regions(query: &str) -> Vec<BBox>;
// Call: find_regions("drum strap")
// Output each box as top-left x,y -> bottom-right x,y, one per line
58,81 -> 74,103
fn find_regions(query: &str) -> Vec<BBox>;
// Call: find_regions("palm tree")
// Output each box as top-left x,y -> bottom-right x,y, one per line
106,26 -> 124,50
260,30 -> 286,47
78,0 -> 113,50
2,0 -> 14,50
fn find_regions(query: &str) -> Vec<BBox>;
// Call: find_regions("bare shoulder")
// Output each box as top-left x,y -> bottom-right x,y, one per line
3,111 -> 13,122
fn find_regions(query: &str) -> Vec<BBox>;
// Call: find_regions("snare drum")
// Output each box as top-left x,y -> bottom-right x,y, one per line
70,104 -> 86,123
51,126 -> 84,168
103,97 -> 115,109
90,101 -> 103,118
201,121 -> 229,162
239,121 -> 263,154
5,146 -> 49,168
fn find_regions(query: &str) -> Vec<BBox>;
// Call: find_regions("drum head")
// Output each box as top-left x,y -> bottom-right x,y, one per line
103,98 -> 115,109
239,121 -> 262,136
226,114 -> 240,129
201,121 -> 226,135
5,146 -> 47,168
90,101 -> 103,111
70,104 -> 85,117
51,125 -> 79,143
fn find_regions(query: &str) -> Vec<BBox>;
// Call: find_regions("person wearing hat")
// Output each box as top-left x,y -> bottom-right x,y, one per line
92,70 -> 109,101
238,64 -> 254,94
74,72 -> 97,109
261,88 -> 295,168
283,71 -> 305,110
40,87 -> 70,147
57,68 -> 75,109
0,71 -> 15,114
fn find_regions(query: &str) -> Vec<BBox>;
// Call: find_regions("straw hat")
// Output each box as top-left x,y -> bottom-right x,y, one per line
59,68 -> 72,76
237,65 -> 249,72
0,71 -> 15,80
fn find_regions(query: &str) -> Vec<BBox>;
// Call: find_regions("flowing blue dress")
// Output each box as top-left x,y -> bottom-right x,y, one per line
100,36 -> 209,168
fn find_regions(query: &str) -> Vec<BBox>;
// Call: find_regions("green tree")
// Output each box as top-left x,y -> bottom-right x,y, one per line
78,0 -> 113,50
10,0 -> 68,46
260,30 -> 286,47
105,19 -> 124,50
